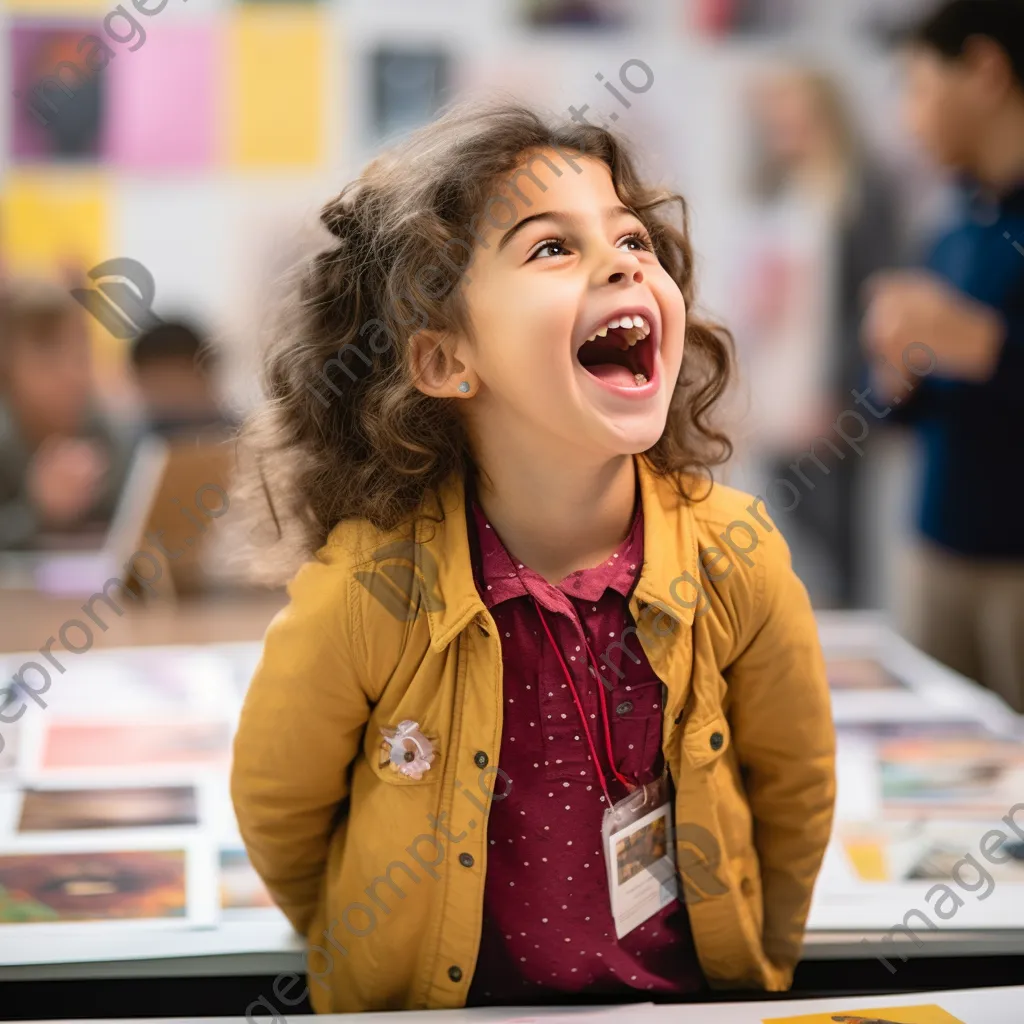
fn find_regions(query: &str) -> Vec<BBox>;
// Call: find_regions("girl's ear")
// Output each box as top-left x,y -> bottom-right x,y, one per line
408,329 -> 478,398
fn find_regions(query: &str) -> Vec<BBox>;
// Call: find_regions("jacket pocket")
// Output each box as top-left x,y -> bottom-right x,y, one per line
366,714 -> 445,788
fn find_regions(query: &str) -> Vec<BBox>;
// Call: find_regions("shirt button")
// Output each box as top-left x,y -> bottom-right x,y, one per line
474,751 -> 489,769
710,731 -> 724,751
459,853 -> 474,868
448,965 -> 463,983
615,701 -> 634,716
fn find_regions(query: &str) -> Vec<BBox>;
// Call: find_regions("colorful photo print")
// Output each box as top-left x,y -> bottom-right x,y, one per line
10,22 -> 106,162
521,0 -> 632,27
880,738 -> 1024,816
18,786 -> 198,832
839,821 -> 1024,884
826,658 -> 907,691
690,0 -> 808,38
219,846 -> 273,910
40,721 -> 232,772
763,1005 -> 966,1023
0,849 -> 186,923
615,814 -> 667,885
370,47 -> 451,144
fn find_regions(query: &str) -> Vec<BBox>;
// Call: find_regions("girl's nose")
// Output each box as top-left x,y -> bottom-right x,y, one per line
608,267 -> 644,285
600,245 -> 645,287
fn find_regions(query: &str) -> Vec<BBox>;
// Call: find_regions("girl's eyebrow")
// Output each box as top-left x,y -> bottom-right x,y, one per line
496,204 -> 639,252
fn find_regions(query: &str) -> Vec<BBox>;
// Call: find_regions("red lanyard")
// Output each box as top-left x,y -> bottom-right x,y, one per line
528,595 -> 637,807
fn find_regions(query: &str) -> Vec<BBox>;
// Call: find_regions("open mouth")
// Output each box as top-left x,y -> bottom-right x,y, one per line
576,312 -> 656,389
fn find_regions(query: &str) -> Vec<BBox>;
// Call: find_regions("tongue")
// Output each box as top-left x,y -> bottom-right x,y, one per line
585,363 -> 636,387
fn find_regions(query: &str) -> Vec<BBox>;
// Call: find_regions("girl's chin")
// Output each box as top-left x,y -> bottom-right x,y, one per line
589,412 -> 669,455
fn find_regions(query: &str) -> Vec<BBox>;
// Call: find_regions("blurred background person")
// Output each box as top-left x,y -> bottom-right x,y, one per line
0,278 -> 136,550
731,62 -> 903,607
864,0 -> 1024,709
130,319 -> 232,439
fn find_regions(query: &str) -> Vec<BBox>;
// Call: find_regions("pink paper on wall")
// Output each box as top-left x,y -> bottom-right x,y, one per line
103,23 -> 221,171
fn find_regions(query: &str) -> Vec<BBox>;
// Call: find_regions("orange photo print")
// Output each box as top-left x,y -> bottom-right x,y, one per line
764,1006 -> 966,1023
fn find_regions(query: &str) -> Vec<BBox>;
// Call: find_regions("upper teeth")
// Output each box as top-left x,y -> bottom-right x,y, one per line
585,315 -> 651,348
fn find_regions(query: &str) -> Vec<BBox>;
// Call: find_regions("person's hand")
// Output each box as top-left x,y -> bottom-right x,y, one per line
27,438 -> 108,529
863,270 -> 1006,384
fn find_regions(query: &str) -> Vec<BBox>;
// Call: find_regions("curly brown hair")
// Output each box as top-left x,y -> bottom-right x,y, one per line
237,99 -> 733,580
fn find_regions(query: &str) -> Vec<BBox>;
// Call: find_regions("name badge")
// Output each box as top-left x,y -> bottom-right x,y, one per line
601,772 -> 678,939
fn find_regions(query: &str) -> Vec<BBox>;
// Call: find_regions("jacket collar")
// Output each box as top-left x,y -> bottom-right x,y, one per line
412,455 -> 699,652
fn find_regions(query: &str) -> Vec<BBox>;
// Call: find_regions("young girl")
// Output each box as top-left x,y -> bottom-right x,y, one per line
231,100 -> 835,1014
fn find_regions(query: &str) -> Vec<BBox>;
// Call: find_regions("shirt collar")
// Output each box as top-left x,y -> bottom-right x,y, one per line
468,485 -> 644,612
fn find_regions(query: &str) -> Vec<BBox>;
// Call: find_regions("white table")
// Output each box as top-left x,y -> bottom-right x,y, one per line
32,985 -> 1024,1022
6,923 -> 1024,982
4,615 -> 1023,984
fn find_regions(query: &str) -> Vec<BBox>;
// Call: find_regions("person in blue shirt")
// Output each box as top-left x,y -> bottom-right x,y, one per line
864,0 -> 1024,711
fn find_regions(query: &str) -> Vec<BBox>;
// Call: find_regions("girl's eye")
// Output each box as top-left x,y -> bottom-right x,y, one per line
529,238 -> 571,261
621,233 -> 654,253
527,232 -> 653,261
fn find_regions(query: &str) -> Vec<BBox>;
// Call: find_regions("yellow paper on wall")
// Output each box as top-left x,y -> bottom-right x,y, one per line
228,6 -> 325,169
0,170 -> 108,279
763,1005 -> 967,1023
0,171 -> 120,370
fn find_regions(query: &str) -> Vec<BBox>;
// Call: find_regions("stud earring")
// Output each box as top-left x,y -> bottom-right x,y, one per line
457,381 -> 471,394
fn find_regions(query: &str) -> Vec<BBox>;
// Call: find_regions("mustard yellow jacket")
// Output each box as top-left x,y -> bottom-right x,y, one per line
231,456 -> 836,1013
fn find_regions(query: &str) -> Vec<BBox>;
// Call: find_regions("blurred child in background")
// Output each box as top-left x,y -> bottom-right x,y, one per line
130,319 -> 231,439
865,0 -> 1024,709
0,278 -> 135,549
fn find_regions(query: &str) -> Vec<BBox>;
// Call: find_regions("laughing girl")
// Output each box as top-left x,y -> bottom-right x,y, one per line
231,101 -> 835,1014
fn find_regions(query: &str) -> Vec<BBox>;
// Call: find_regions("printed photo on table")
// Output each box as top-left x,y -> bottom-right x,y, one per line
0,849 -> 187,923
840,820 -> 1024,885
880,738 -> 1024,817
763,1004 -> 967,1023
37,720 -> 232,772
219,845 -> 274,911
17,785 -> 198,832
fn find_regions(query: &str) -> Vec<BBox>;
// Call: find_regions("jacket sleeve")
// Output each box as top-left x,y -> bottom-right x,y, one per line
724,522 -> 836,978
230,554 -> 371,935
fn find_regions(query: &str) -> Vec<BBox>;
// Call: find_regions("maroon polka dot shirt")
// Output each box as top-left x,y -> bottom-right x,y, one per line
464,492 -> 705,1006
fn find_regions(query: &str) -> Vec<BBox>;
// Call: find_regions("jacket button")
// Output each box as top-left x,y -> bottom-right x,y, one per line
474,751 -> 488,768
709,731 -> 724,751
448,965 -> 463,983
459,852 -> 474,868
615,701 -> 634,716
